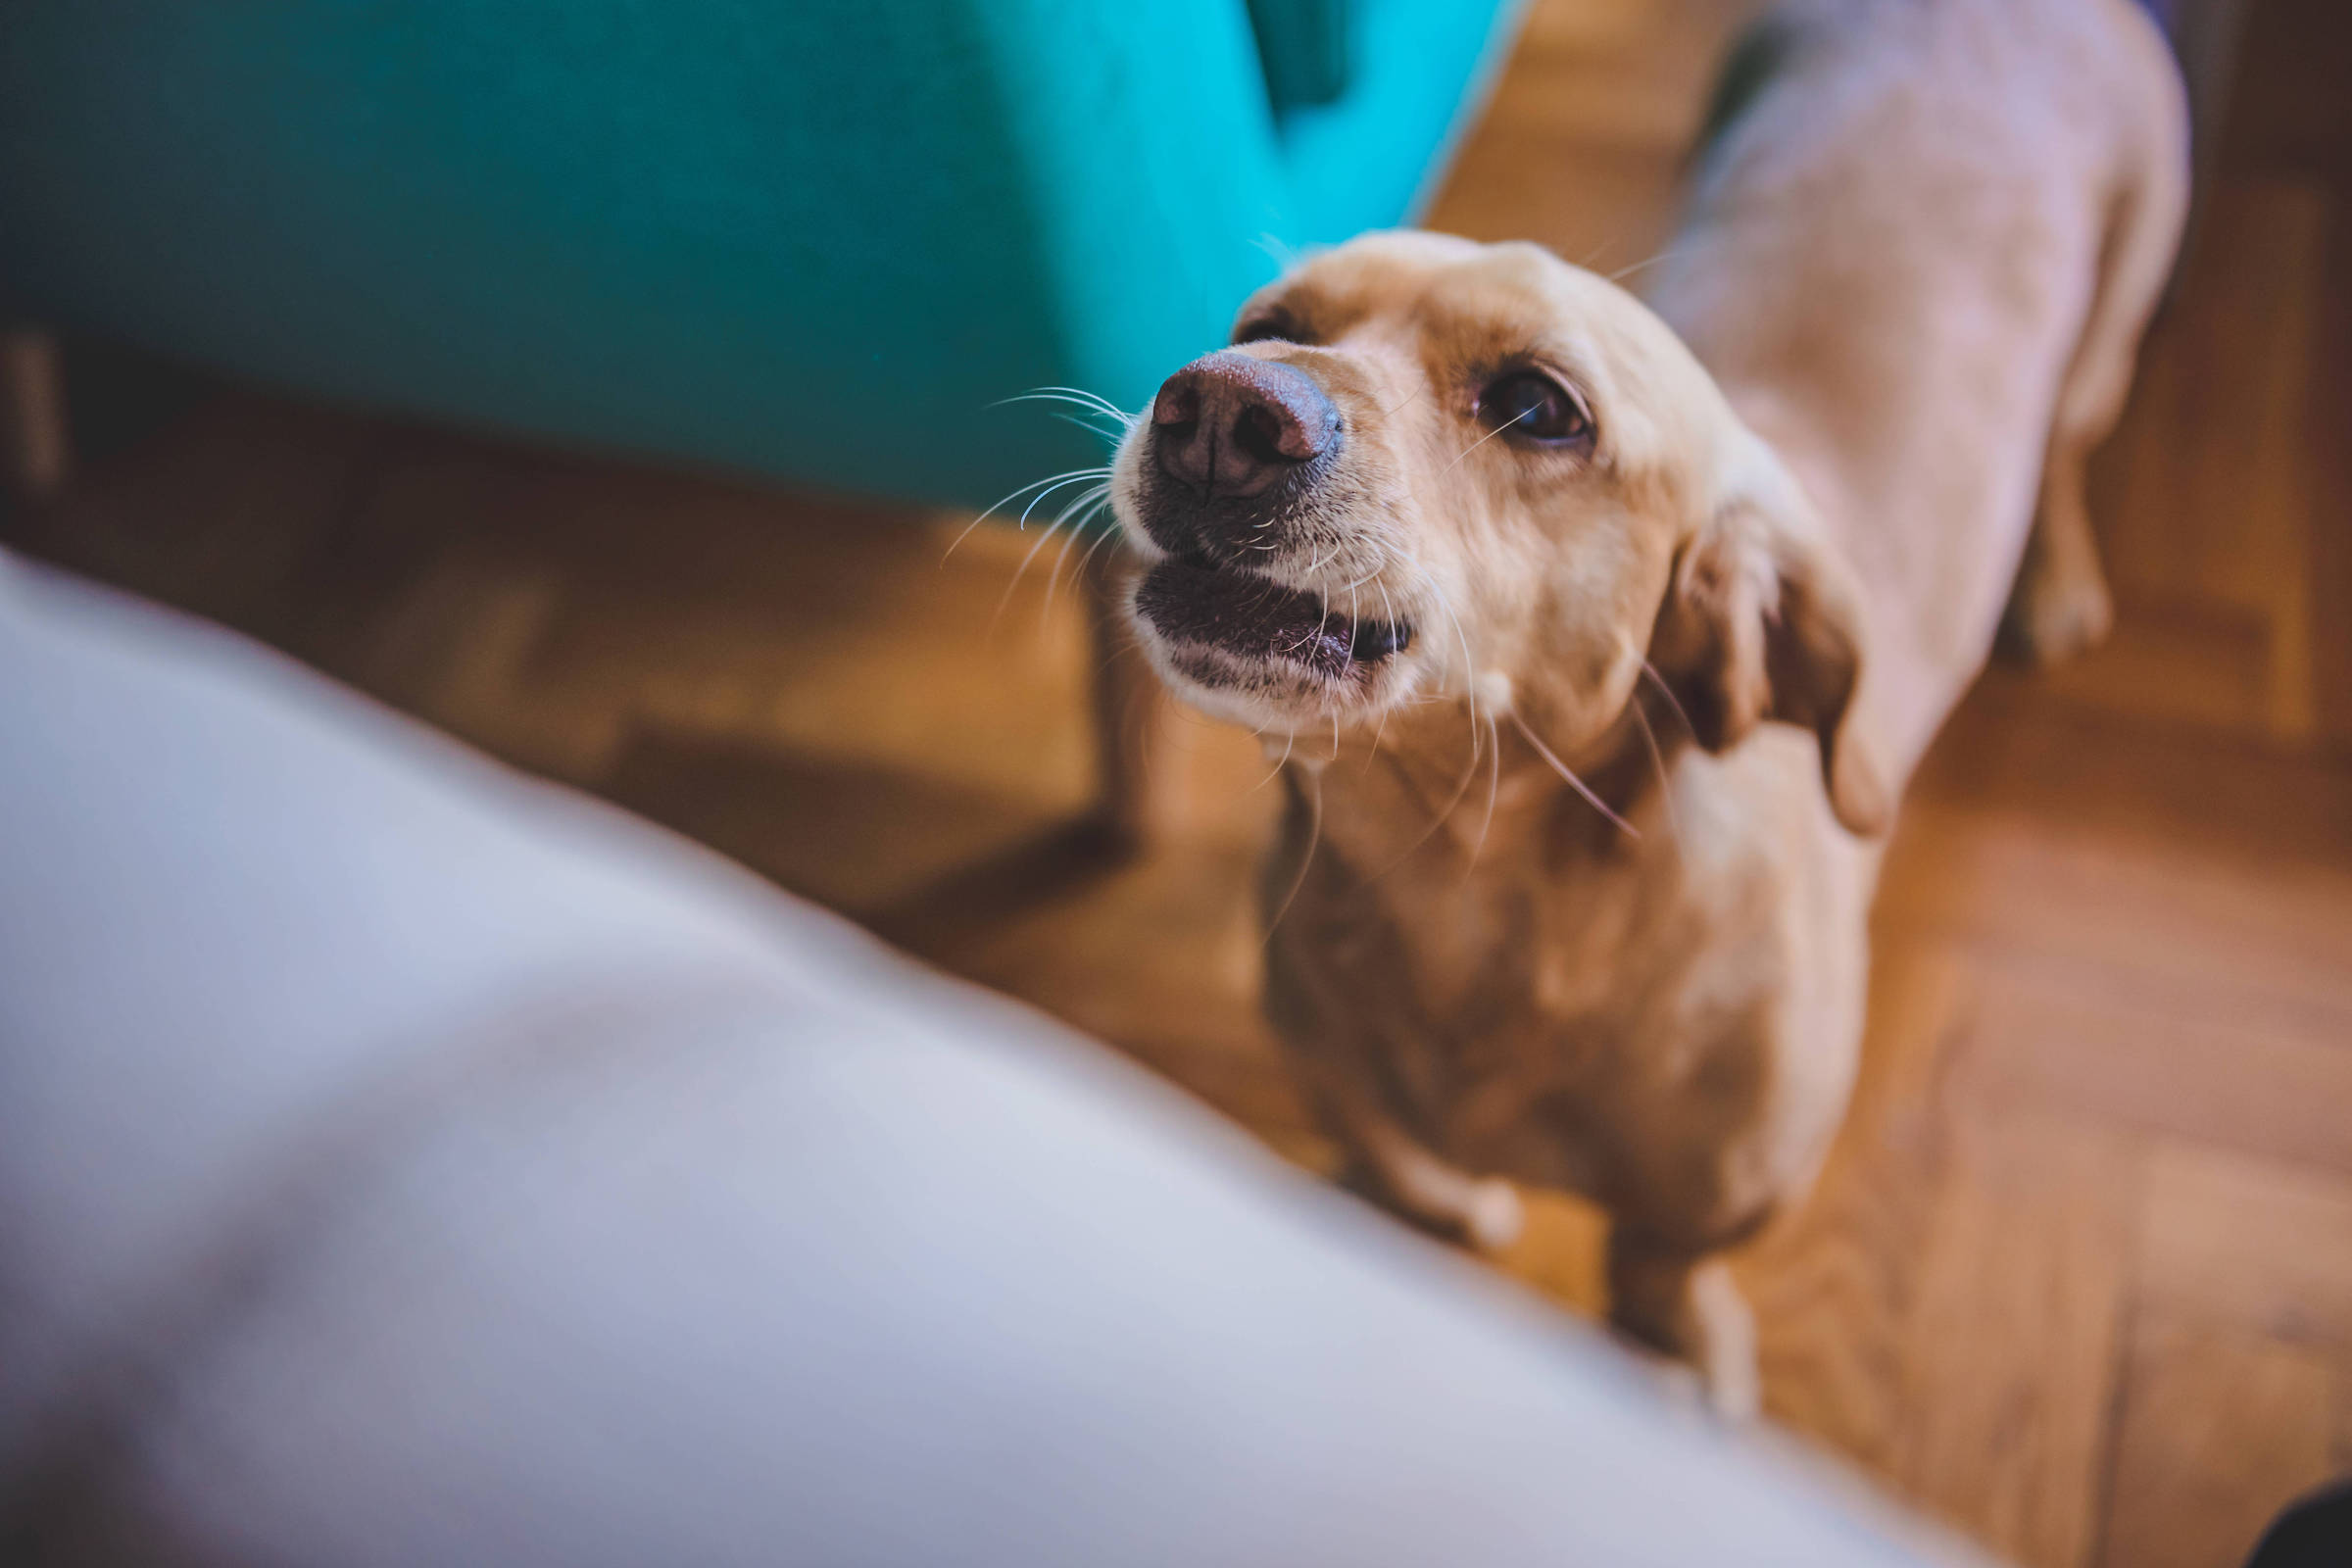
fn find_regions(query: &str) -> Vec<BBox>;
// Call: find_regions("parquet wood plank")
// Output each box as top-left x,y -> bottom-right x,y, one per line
1428,0 -> 1755,269
2098,1315 -> 2340,1568
1954,955 -> 2352,1176
2338,1367 -> 2352,1470
2314,180 -> 2352,754
2079,178 -> 2336,748
1892,1106 -> 2136,1568
1741,941 -> 1972,1480
1910,675 -> 2352,869
2136,1141 -> 2352,1349
1875,807 -> 2352,1023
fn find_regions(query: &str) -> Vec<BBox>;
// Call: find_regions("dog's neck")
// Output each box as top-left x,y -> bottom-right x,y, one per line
1284,685 -> 1687,886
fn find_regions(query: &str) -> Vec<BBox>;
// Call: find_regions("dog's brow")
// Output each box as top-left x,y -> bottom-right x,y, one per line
1250,286 -> 1344,341
1416,298 -> 1589,376
1532,333 -> 1605,388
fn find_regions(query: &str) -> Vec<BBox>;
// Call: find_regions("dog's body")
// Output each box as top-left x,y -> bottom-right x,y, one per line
1657,0 -> 2188,760
1107,0 -> 2184,1409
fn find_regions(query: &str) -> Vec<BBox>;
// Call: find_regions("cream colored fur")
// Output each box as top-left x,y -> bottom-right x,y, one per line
1108,0 -> 2186,1412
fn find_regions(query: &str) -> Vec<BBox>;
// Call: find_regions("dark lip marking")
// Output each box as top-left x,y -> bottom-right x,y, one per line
1134,558 -> 1413,685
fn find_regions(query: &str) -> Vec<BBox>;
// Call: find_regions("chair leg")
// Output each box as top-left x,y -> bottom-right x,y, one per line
2162,0 -> 2253,287
2,329 -> 71,505
1082,552 -> 1186,849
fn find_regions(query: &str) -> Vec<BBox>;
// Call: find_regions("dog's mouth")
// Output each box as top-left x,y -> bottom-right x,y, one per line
1132,554 -> 1414,689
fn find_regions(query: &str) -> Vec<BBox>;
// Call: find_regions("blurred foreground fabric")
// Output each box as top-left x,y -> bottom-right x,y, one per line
0,550 -> 1975,1565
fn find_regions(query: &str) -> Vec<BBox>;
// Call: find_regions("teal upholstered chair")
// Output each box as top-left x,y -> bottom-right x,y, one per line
0,0 -> 1522,838
0,0 -> 1524,511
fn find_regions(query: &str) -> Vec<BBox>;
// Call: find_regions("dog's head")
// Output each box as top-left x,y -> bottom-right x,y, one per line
1110,230 -> 1885,835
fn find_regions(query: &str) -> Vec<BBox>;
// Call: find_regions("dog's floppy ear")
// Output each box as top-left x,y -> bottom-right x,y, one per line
1647,432 -> 1888,836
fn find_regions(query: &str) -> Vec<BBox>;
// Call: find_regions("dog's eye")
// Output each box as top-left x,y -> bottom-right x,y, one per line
1233,312 -> 1304,345
1477,369 -> 1592,447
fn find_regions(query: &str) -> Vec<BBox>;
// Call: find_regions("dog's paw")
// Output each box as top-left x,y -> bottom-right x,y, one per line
1701,1347 -> 1763,1422
1462,1178 -> 1526,1254
1690,1264 -> 1761,1421
2001,560 -> 2114,667
1605,1333 -> 1752,1420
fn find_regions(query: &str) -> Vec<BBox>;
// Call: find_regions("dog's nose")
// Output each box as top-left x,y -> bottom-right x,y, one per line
1152,351 -> 1339,499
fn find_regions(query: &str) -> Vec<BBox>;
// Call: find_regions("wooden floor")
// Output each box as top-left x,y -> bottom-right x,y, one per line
10,1 -> 2351,1563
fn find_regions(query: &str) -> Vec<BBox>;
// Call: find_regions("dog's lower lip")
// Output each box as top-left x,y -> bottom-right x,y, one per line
1348,618 -> 1411,662
1134,558 -> 1412,682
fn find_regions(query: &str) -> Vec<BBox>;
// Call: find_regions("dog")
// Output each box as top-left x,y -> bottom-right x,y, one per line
1102,0 -> 2185,1411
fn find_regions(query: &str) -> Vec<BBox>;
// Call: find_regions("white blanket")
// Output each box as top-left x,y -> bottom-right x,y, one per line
0,552 -> 1973,1566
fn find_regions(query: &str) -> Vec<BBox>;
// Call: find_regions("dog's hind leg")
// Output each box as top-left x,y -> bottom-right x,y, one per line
2005,431 -> 2118,665
2003,52 -> 2189,666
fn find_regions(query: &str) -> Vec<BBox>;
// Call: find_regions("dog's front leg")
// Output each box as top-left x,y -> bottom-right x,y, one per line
1267,929 -> 1526,1253
1607,1229 -> 1760,1419
1296,1054 -> 1525,1254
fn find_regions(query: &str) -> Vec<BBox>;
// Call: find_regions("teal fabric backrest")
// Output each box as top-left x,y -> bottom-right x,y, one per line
1247,0 -> 1353,110
0,1 -> 1523,510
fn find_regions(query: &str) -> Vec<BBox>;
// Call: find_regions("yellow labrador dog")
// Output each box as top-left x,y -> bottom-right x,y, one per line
1105,0 -> 2184,1410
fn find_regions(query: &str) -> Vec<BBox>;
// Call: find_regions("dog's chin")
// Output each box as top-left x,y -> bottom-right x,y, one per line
1124,556 -> 1417,733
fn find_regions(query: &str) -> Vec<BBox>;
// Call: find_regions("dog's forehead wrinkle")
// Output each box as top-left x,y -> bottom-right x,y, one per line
1277,233 -> 1517,335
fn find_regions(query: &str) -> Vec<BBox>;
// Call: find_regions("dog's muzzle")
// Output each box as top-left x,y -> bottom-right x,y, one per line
1135,350 -> 1341,564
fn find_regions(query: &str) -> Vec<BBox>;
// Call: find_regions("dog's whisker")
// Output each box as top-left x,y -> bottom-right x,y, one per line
1059,484 -> 1113,532
1041,527 -> 1082,619
1405,558 -> 1478,705
1039,502 -> 1109,632
1631,697 -> 1683,853
1016,471 -> 1112,530
1046,409 -> 1134,446
995,386 -> 1138,423
993,482 -> 1107,627
1333,559 -> 1389,594
1252,725 -> 1291,792
994,388 -> 1140,448
1457,710 -> 1502,880
1437,403 -> 1537,479
1252,230 -> 1300,271
1641,659 -> 1697,739
1263,761 -> 1324,941
1377,374 -> 1431,420
1370,705 -> 1487,878
1056,523 -> 1121,632
944,466 -> 1112,563
992,520 -> 1070,627
1442,607 -> 1484,785
1508,710 -> 1640,838
1604,235 -> 1722,287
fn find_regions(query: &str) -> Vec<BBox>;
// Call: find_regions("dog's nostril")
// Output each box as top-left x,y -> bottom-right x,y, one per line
1233,404 -> 1288,466
1152,382 -> 1200,430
